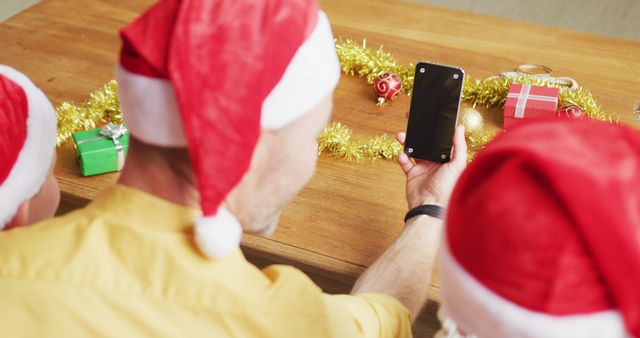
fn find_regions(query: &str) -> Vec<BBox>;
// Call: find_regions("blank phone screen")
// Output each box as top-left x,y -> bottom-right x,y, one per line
404,62 -> 464,163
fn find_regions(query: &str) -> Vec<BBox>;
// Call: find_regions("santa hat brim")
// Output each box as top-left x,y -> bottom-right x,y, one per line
439,238 -> 628,338
0,66 -> 57,227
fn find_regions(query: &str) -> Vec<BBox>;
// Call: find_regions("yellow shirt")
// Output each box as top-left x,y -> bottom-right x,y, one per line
0,184 -> 411,337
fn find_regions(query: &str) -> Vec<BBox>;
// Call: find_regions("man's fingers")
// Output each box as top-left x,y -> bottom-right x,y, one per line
451,125 -> 468,164
396,132 -> 406,145
397,152 -> 415,174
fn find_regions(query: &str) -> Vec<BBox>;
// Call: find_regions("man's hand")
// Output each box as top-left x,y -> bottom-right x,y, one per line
351,125 -> 469,324
396,125 -> 468,209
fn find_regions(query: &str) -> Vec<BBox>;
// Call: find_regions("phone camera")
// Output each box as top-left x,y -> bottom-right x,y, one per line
441,154 -> 447,159
407,147 -> 414,154
453,74 -> 459,79
419,68 -> 426,74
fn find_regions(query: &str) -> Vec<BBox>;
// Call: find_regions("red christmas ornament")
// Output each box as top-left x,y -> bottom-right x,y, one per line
557,105 -> 584,119
373,72 -> 402,105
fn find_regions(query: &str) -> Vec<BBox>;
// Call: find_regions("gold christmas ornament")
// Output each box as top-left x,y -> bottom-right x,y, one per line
459,107 -> 484,134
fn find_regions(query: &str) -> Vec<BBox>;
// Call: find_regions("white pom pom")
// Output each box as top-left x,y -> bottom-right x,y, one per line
195,207 -> 243,258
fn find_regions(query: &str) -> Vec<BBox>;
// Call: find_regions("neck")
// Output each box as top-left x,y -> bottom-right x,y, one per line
117,139 -> 199,209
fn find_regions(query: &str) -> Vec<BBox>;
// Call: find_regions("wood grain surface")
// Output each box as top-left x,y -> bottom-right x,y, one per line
1,0 -> 639,336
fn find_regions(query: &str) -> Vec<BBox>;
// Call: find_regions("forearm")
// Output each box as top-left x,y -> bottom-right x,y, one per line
351,215 -> 443,322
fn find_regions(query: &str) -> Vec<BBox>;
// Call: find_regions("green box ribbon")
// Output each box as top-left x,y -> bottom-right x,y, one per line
72,123 -> 129,176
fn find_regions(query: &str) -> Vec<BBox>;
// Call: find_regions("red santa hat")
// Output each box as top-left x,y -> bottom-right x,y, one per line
116,0 -> 340,258
440,119 -> 640,338
0,65 -> 57,228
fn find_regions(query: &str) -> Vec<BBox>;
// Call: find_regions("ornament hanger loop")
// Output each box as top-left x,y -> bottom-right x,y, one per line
516,64 -> 553,75
497,64 -> 579,90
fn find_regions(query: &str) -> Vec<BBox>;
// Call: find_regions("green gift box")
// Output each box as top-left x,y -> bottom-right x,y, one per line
72,123 -> 129,176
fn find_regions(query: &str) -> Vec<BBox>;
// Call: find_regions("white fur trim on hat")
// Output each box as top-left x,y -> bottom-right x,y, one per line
194,206 -> 243,258
260,11 -> 340,129
439,239 -> 629,338
116,11 -> 340,146
115,65 -> 188,147
0,65 -> 57,228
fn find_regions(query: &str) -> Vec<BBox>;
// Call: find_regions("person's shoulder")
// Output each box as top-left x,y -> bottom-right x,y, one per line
0,207 -> 95,276
261,263 -> 319,289
1,204 -> 93,238
2,206 -> 84,236
257,263 -> 327,306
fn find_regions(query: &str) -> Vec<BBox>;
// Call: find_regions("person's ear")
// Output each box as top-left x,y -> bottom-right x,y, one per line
4,202 -> 30,231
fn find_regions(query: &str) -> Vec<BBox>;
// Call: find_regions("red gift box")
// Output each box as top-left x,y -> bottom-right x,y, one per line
503,83 -> 560,129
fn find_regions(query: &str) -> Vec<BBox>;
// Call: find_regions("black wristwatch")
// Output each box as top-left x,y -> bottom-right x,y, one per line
404,204 -> 445,223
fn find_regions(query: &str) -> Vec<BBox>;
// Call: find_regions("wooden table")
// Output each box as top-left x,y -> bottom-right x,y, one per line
2,0 -> 639,336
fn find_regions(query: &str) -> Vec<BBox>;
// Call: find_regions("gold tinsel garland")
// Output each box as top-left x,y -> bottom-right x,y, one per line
318,122 -> 402,161
335,38 -> 415,94
55,38 -> 618,161
319,39 -> 617,161
462,76 -> 618,122
56,80 -> 121,146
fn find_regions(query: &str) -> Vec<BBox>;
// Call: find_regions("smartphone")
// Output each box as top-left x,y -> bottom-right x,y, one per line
404,62 -> 465,163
